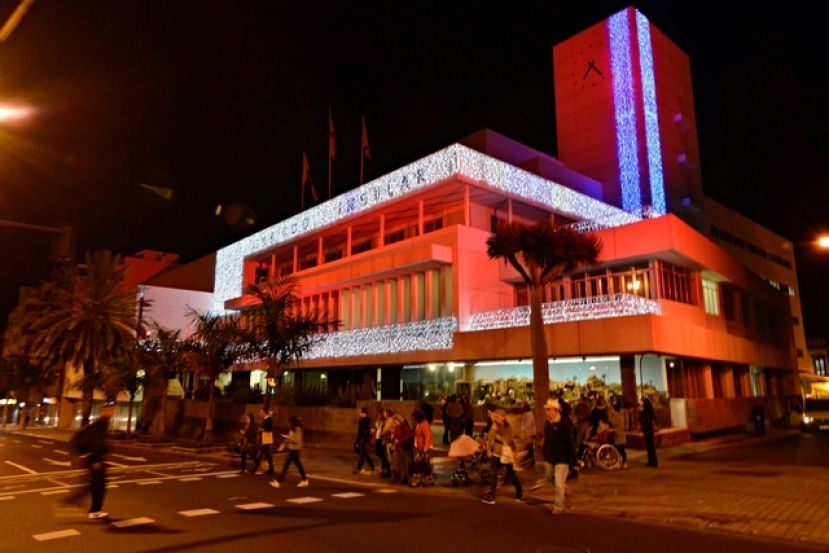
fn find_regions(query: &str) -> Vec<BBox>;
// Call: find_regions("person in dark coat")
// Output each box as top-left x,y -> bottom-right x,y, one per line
354,407 -> 375,474
639,398 -> 658,467
531,398 -> 576,514
240,413 -> 259,473
445,395 -> 464,441
64,403 -> 116,519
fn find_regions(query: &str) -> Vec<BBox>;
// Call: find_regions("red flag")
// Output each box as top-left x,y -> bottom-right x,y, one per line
328,107 -> 336,161
361,115 -> 371,161
302,152 -> 318,202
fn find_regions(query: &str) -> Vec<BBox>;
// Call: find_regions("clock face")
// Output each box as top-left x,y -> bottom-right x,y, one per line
570,40 -> 606,90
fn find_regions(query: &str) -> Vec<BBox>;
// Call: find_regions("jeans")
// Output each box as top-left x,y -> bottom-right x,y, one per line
241,448 -> 258,472
356,442 -> 374,471
258,443 -> 274,472
376,441 -> 390,474
486,458 -> 522,499
277,450 -> 306,482
544,462 -> 569,511
64,460 -> 106,513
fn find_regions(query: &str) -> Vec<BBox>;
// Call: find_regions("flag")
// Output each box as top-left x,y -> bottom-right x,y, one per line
328,106 -> 336,161
361,115 -> 371,161
302,152 -> 318,202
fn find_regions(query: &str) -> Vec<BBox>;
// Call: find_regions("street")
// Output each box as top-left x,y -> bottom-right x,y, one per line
1,430 -> 827,552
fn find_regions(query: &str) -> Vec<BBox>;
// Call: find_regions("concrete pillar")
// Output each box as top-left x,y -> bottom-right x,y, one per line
464,184 -> 470,226
346,226 -> 352,257
317,237 -> 324,266
720,365 -> 736,398
620,355 -> 637,404
379,213 -> 385,248
701,362 -> 715,399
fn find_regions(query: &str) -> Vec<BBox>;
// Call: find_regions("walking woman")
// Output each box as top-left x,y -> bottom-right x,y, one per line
639,398 -> 658,468
481,409 -> 523,504
270,416 -> 309,488
412,410 -> 434,486
375,409 -> 391,477
239,414 -> 259,474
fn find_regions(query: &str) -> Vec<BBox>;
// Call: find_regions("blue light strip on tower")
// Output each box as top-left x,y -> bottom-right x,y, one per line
635,10 -> 666,215
608,9 -> 642,213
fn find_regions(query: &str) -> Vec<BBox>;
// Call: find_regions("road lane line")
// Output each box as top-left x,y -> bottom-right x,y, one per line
305,474 -> 384,488
0,495 -> 14,500
138,481 -> 162,486
286,496 -> 323,504
30,444 -> 42,449
111,517 -> 154,528
216,473 -> 239,479
179,477 -> 202,482
106,484 -> 119,489
33,529 -> 80,541
375,488 -> 397,494
40,489 -> 69,496
54,450 -> 70,456
107,461 -> 129,468
235,502 -> 274,510
179,508 -> 220,517
47,479 -> 70,488
332,492 -> 365,499
43,458 -> 72,467
4,461 -> 37,474
38,440 -> 54,445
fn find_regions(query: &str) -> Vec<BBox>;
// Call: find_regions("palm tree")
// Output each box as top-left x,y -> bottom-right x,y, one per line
185,310 -> 247,444
102,357 -> 144,433
242,277 -> 333,408
31,251 -> 137,426
135,326 -> 184,437
486,220 -> 600,427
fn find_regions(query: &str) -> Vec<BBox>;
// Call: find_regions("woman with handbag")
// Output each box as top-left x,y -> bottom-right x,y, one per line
411,410 -> 434,487
270,416 -> 309,488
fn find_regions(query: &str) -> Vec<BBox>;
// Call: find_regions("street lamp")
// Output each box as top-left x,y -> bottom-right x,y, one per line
817,235 -> 829,250
0,104 -> 32,122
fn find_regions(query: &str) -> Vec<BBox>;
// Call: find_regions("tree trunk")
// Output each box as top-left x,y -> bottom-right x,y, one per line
204,375 -> 215,445
80,359 -> 95,427
529,280 -> 550,435
263,358 -> 278,411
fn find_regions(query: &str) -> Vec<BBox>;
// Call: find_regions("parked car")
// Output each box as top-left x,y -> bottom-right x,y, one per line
800,398 -> 829,432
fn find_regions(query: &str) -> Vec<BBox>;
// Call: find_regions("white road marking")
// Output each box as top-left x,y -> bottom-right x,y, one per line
306,474 -> 384,488
235,502 -> 274,510
179,477 -> 202,482
138,481 -> 162,486
106,484 -> 119,489
13,440 -> 20,443
107,461 -> 129,468
43,458 -> 71,467
33,529 -> 80,541
216,473 -> 239,479
287,496 -> 323,504
30,444 -> 42,449
38,440 -> 54,445
54,450 -> 70,456
111,517 -> 154,528
4,461 -> 37,474
331,492 -> 365,499
40,489 -> 69,496
375,488 -> 397,494
179,508 -> 220,517
0,496 -> 14,501
111,454 -> 147,462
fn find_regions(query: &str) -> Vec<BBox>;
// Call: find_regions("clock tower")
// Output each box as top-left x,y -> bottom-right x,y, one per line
553,7 -> 702,218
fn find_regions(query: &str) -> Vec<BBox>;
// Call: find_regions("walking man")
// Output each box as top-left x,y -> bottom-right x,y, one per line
64,402 -> 116,519
532,398 -> 576,515
258,407 -> 275,474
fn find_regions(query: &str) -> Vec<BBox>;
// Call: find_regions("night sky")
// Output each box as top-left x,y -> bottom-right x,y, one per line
0,1 -> 827,336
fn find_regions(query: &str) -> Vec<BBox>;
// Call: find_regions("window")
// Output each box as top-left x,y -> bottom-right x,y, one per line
814,356 -> 827,376
423,217 -> 444,234
383,229 -> 405,245
352,239 -> 372,254
324,249 -> 343,263
702,279 -> 720,316
299,256 -> 317,270
657,262 -> 694,304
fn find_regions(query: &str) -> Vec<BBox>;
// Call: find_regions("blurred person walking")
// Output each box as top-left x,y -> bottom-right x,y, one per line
639,398 -> 658,468
239,413 -> 259,474
258,407 -> 275,474
63,402 -> 116,519
481,409 -> 523,505
354,407 -> 376,475
531,398 -> 576,515
270,416 -> 309,488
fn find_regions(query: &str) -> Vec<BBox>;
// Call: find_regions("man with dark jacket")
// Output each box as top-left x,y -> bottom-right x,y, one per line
64,402 -> 115,519
532,398 -> 576,515
354,408 -> 375,474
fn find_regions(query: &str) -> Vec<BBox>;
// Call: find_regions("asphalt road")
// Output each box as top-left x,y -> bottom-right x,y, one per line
1,431 -> 825,553
675,431 -> 829,466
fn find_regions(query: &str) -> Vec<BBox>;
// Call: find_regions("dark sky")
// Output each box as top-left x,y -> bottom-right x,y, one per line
0,1 -> 827,336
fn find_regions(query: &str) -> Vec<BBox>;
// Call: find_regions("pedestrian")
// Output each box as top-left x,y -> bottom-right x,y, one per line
411,410 -> 434,486
750,405 -> 766,436
270,416 -> 309,488
258,407 -> 275,474
462,395 -> 475,436
519,401 -> 537,469
589,396 -> 609,437
531,398 -> 577,515
440,397 -> 450,445
608,400 -> 628,468
481,409 -> 523,505
64,402 -> 116,519
382,409 -> 399,480
639,398 -> 658,467
375,409 -> 391,477
420,400 -> 434,425
354,407 -> 376,475
445,394 -> 464,442
238,413 -> 259,474
574,394 -> 591,453
393,413 -> 414,485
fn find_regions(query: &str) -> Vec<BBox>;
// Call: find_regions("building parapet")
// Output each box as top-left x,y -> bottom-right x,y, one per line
304,316 -> 458,360
463,293 -> 660,332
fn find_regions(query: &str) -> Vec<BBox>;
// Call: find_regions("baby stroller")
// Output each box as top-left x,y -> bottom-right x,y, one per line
448,435 -> 492,486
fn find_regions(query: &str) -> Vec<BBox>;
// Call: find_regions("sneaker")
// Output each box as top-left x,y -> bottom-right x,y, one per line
360,468 -> 372,475
88,512 -> 109,519
480,497 -> 496,505
297,480 -> 309,488
269,480 -> 281,489
621,462 -> 628,469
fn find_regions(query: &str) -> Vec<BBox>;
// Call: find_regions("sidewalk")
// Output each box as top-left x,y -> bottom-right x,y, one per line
6,425 -> 827,549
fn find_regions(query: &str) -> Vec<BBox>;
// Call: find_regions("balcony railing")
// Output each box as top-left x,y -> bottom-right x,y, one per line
304,316 -> 458,360
463,293 -> 660,332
